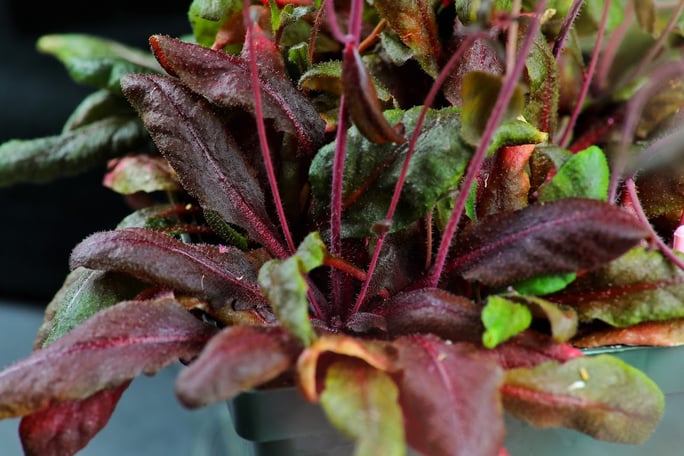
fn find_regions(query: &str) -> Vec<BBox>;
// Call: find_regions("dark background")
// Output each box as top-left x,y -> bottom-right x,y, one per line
0,0 -> 190,302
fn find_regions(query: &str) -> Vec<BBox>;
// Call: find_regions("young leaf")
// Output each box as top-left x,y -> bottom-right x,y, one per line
0,298 -> 216,419
188,0 -> 242,47
512,272 -> 577,296
148,35 -> 325,156
482,296 -> 533,349
19,382 -> 130,456
320,359 -> 406,456
502,355 -> 665,444
373,0 -> 442,77
310,106 -> 472,237
0,116 -> 147,187
448,198 -> 649,286
176,326 -> 301,408
121,73 -> 287,257
384,288 -> 483,342
37,34 -> 161,91
103,154 -> 181,195
35,268 -> 146,348
70,228 -> 266,310
391,335 -> 505,456
537,145 -> 609,202
342,44 -> 406,144
550,247 -> 684,327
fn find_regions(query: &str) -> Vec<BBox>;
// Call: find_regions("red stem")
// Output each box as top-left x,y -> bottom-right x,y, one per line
552,0 -> 585,59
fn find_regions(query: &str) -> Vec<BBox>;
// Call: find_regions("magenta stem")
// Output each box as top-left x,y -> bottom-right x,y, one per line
552,0 -> 585,59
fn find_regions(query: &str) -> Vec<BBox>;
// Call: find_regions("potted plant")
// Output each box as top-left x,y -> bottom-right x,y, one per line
1,0 -> 684,454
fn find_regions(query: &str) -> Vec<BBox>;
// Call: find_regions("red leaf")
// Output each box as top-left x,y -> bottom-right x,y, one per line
449,198 -> 649,286
70,228 -> 267,310
121,73 -> 288,257
572,318 -> 684,347
148,35 -> 325,156
19,382 -> 130,456
392,335 -> 504,456
0,298 -> 216,419
488,330 -> 583,369
175,326 -> 301,408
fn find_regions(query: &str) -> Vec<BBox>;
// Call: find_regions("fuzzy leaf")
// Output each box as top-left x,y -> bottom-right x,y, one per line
482,296 -> 533,348
502,355 -> 665,444
0,298 -> 216,419
392,335 -> 505,456
538,146 -> 609,202
310,106 -> 472,237
62,89 -> 135,132
35,268 -> 146,349
121,73 -> 287,257
342,44 -> 405,144
297,335 -> 397,402
19,383 -> 130,456
550,247 -> 684,327
70,228 -> 266,310
443,37 -> 504,107
385,288 -> 483,342
449,198 -> 649,286
321,359 -> 405,456
37,34 -> 160,90
103,154 -> 181,194
373,0 -> 442,77
176,326 -> 300,408
148,35 -> 325,155
0,116 -> 146,187
522,29 -> 559,135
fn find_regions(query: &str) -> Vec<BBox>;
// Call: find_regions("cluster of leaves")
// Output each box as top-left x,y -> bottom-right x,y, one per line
1,0 -> 684,455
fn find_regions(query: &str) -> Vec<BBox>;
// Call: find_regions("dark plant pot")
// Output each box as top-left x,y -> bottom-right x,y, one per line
226,346 -> 684,456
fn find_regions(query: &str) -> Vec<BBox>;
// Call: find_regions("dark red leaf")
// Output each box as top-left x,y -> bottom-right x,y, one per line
342,44 -> 406,144
70,227 -> 267,310
120,73 -> 288,257
0,298 -> 216,419
487,330 -> 584,369
19,382 -> 130,456
392,335 -> 504,456
448,198 -> 649,286
176,326 -> 301,408
384,288 -> 483,342
148,35 -> 325,156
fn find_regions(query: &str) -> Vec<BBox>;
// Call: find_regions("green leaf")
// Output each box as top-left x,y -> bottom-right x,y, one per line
503,355 -> 665,444
62,90 -> 135,132
552,247 -> 684,327
321,359 -> 405,456
257,235 -> 322,347
299,60 -> 392,101
37,34 -> 160,91
522,29 -> 559,135
512,272 -> 577,296
103,154 -> 181,195
461,71 -> 524,147
482,296 -> 533,348
188,0 -> 242,47
0,116 -> 147,187
310,106 -> 472,237
538,146 -> 609,202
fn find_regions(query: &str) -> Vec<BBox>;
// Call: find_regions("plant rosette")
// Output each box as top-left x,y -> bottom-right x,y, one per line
1,1 -> 684,455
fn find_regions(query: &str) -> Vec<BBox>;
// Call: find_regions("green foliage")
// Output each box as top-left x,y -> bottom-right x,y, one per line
482,296 -> 533,348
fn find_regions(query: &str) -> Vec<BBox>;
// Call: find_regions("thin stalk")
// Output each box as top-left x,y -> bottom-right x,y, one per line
594,3 -> 632,93
426,0 -> 547,288
552,0 -> 585,59
242,1 -> 296,255
351,32 -> 483,313
506,0 -> 522,76
557,0 -> 611,148
624,177 -> 684,271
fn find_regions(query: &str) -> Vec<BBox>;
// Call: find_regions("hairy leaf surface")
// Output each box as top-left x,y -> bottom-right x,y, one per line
121,73 -> 287,256
0,299 -> 216,419
176,326 -> 300,407
503,355 -> 664,444
321,359 -> 405,456
70,228 -> 266,309
392,335 -> 504,456
449,198 -> 649,286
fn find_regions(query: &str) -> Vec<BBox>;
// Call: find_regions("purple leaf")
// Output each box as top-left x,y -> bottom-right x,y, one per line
392,335 -> 504,456
448,198 -> 649,286
148,35 -> 325,156
0,298 -> 216,419
19,382 -> 130,456
176,326 -> 300,408
120,73 -> 288,258
70,227 -> 267,310
384,288 -> 483,342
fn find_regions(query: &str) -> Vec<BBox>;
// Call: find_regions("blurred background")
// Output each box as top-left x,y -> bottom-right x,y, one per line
0,0 -> 189,302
